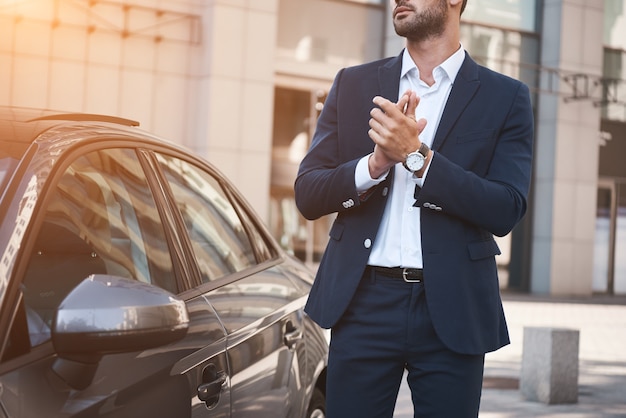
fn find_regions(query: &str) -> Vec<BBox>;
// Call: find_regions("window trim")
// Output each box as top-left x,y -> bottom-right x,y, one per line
137,148 -> 198,292
143,148 -> 286,294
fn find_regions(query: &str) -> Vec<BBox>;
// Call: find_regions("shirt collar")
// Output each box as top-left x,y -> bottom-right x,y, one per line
400,44 -> 466,83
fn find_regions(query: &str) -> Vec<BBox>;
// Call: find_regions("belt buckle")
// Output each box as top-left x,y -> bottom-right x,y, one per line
402,268 -> 421,283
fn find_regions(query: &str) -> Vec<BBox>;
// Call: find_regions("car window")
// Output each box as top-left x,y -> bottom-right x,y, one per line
0,156 -> 18,194
230,194 -> 276,262
155,153 -> 257,283
20,148 -> 176,346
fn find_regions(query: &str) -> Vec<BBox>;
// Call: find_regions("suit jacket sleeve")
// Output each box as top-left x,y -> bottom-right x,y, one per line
294,65 -> 387,221
418,80 -> 533,237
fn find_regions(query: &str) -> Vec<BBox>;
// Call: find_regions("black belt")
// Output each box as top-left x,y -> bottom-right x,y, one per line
368,266 -> 423,283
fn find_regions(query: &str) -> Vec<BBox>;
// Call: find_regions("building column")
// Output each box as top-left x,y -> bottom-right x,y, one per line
190,0 -> 278,222
530,0 -> 605,295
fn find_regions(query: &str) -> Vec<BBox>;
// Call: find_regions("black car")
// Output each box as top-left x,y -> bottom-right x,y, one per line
0,107 -> 328,417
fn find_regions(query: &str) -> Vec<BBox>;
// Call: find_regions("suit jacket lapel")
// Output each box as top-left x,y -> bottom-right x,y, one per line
373,52 -> 403,188
379,52 -> 403,102
432,54 -> 481,151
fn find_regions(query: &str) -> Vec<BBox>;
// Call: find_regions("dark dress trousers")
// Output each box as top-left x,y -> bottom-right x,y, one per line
295,51 -> 534,357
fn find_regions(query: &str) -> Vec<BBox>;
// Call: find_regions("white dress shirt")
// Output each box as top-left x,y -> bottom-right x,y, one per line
354,46 -> 465,268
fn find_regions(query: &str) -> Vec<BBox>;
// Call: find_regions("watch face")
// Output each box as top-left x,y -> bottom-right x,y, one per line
406,152 -> 425,171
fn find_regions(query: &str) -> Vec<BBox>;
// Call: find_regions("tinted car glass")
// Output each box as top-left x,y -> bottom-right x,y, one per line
0,144 -> 28,194
155,153 -> 257,282
21,148 -> 176,346
230,193 -> 277,262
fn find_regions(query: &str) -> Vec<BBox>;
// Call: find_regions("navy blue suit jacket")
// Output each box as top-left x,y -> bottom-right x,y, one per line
294,52 -> 534,355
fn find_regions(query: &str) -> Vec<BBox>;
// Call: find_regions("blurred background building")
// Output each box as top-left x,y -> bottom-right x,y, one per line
1,0 -> 625,297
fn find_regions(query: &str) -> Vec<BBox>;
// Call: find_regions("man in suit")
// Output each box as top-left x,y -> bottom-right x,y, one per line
294,0 -> 534,416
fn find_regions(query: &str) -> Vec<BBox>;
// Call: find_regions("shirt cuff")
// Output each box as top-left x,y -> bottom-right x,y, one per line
355,153 -> 388,193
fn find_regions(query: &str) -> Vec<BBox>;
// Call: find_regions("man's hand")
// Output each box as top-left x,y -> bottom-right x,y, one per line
367,90 -> 427,178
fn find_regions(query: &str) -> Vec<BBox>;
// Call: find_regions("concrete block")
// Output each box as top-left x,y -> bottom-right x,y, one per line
520,327 -> 579,404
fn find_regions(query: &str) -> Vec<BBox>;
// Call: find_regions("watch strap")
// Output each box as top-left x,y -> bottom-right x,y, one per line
418,142 -> 430,158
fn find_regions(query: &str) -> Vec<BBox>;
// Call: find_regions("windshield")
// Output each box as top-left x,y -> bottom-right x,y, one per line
0,141 -> 29,194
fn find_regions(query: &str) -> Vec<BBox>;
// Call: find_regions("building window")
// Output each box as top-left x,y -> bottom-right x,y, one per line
463,0 -> 537,32
603,1 -> 626,122
270,87 -> 332,265
602,48 -> 626,121
461,23 -> 540,91
605,0 -> 626,49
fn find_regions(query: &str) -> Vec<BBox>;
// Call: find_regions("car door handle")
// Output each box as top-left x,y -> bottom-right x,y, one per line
198,366 -> 226,408
284,327 -> 303,349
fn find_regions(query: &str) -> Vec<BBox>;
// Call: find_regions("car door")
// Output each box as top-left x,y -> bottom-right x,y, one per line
0,145 -> 230,417
152,153 -> 310,418
203,271 -> 309,418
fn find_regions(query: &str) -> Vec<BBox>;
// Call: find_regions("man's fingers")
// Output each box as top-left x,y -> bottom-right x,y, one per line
369,107 -> 392,131
372,95 -> 403,117
405,92 -> 419,119
372,92 -> 420,121
416,117 -> 427,133
368,117 -> 392,147
369,112 -> 385,132
396,92 -> 410,113
368,126 -> 384,145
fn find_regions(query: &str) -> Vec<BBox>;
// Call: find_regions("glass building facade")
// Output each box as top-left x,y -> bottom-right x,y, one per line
464,0 -> 537,32
596,1 -> 626,293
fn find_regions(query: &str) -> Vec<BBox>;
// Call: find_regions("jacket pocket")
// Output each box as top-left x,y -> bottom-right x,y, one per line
456,129 -> 496,144
467,239 -> 501,260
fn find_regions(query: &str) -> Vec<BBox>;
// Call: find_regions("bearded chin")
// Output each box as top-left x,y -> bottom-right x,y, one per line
394,17 -> 446,42
393,4 -> 447,42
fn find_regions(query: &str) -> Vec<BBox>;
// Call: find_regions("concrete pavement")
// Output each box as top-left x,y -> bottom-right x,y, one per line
393,293 -> 626,417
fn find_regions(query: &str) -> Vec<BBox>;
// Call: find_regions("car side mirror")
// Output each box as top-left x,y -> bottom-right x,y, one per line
51,275 -> 189,389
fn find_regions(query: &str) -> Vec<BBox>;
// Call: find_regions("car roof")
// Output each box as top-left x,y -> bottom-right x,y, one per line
0,107 -> 140,145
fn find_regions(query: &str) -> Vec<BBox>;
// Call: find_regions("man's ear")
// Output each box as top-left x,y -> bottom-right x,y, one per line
449,0 -> 463,9
449,0 -> 464,16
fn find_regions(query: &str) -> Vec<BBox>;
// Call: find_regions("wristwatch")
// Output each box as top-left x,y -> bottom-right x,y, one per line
402,142 -> 430,172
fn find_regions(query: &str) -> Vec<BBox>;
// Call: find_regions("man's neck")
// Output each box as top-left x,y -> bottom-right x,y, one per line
405,35 -> 460,86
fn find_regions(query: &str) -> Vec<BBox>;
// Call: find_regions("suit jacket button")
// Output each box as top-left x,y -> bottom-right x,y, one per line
364,239 -> 372,249
382,187 -> 389,197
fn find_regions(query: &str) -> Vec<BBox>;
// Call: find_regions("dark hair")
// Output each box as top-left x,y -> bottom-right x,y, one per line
461,0 -> 467,15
